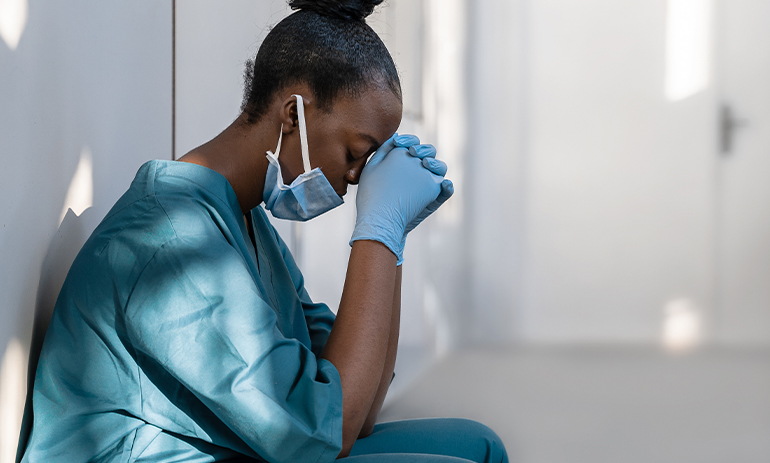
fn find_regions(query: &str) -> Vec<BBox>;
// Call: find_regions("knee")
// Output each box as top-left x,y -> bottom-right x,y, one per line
444,418 -> 509,463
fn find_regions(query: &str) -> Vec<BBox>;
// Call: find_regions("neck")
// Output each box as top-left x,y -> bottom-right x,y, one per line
178,113 -> 278,214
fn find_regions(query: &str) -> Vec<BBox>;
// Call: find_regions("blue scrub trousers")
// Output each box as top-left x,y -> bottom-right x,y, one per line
222,418 -> 508,463
344,418 -> 509,463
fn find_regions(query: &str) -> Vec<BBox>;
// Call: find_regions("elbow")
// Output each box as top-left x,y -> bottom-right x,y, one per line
337,422 -> 361,458
335,422 -> 374,459
337,447 -> 352,459
338,412 -> 375,458
358,419 -> 375,439
337,439 -> 354,459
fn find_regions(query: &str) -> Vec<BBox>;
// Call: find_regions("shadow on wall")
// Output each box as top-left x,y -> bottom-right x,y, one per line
0,0 -> 172,459
15,207 -> 98,461
0,1 -> 174,462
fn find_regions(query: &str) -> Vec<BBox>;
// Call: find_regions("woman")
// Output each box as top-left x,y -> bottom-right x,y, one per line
20,1 -> 508,462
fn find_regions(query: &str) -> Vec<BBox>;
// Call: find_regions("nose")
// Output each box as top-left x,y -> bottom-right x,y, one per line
345,168 -> 361,185
345,160 -> 366,185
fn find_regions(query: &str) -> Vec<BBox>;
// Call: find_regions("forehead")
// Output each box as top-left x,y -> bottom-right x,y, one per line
325,86 -> 403,141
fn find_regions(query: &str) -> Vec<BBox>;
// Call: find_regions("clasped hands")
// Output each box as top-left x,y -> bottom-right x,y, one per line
350,134 -> 454,265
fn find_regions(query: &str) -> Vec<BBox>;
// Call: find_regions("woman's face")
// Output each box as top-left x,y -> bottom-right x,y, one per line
277,86 -> 403,197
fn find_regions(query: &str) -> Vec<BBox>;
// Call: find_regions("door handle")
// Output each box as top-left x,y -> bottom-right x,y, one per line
720,103 -> 749,155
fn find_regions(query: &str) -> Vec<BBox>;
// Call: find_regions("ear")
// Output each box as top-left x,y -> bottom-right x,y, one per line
278,94 -> 314,135
278,95 -> 299,135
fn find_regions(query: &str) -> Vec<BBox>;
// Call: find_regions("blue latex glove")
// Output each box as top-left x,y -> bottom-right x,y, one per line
398,144 -> 454,259
351,134 -> 445,263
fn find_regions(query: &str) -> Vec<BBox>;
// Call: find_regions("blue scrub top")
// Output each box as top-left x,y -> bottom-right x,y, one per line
21,160 -> 343,463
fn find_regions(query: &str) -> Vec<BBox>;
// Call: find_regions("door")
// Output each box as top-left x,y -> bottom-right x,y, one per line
521,0 -> 718,343
716,0 -> 770,344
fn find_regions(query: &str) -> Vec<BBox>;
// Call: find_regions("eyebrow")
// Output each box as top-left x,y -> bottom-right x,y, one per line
357,132 -> 381,152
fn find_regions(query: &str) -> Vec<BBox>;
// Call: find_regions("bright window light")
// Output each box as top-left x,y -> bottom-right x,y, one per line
0,0 -> 28,51
662,298 -> 702,352
59,147 -> 94,224
665,0 -> 712,101
0,339 -> 26,463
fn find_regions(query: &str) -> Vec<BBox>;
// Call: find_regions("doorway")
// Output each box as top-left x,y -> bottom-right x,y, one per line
715,0 -> 770,345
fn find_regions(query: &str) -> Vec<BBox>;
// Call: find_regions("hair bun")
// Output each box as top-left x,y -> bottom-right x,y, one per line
289,0 -> 383,21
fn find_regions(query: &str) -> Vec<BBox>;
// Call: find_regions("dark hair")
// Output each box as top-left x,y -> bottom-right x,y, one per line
241,0 -> 401,123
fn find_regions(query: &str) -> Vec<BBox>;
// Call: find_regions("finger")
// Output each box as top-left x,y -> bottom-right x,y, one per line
408,144 -> 437,159
424,179 -> 454,215
438,179 -> 454,201
421,157 -> 448,177
366,134 -> 398,167
394,134 -> 420,147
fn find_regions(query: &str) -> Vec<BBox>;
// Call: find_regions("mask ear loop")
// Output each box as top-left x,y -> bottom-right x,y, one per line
293,94 -> 312,173
271,128 -> 284,158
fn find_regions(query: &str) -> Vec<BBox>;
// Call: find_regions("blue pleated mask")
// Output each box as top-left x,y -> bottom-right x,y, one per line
262,94 -> 344,221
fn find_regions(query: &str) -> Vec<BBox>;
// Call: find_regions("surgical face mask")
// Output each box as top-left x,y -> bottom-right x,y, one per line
262,94 -> 343,221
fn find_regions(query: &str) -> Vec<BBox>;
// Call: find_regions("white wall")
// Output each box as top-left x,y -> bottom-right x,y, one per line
466,0 -> 529,344
174,0 -> 291,158
0,2 -> 171,460
463,0 -> 721,347
520,0 -> 717,345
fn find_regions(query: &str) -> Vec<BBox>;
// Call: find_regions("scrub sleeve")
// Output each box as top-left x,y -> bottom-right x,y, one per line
125,236 -> 343,463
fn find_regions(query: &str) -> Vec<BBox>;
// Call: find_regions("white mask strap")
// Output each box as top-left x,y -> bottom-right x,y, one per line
269,95 -> 311,174
293,94 -> 312,173
272,127 -> 284,158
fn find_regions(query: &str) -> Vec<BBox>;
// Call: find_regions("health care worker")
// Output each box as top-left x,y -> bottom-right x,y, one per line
19,1 -> 509,462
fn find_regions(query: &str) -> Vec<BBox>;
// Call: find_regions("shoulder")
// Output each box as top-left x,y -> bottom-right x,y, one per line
102,160 -> 240,251
85,162 -> 243,293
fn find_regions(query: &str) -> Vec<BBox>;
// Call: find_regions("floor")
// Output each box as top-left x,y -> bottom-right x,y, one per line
379,346 -> 770,463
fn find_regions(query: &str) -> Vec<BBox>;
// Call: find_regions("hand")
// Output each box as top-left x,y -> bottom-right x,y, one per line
350,134 -> 444,263
397,144 -> 454,263
402,144 -> 453,234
